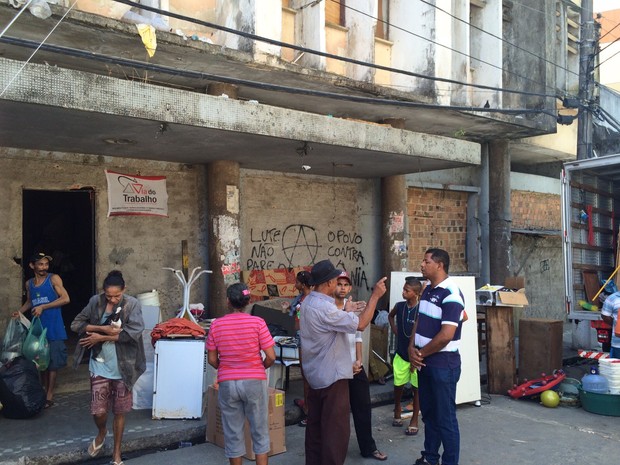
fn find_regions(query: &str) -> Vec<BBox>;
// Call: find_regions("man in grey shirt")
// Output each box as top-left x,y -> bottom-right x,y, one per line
300,259 -> 386,465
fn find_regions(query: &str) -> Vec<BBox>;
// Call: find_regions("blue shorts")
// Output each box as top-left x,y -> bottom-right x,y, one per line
218,379 -> 270,459
48,340 -> 67,371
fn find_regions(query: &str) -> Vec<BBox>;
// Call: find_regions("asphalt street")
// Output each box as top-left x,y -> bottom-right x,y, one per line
111,393 -> 618,465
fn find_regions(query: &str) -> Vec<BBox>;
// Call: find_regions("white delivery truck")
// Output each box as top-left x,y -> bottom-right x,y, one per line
561,155 -> 620,351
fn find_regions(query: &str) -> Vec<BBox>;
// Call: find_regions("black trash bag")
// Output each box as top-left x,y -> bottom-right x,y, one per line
0,356 -> 46,419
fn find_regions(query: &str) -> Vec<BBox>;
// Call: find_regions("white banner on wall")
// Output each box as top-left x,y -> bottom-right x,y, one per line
105,169 -> 168,217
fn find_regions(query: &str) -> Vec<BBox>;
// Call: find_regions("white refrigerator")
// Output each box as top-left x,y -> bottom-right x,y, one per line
152,338 -> 206,419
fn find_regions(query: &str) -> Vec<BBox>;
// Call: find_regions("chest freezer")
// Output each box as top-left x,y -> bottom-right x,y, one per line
152,338 -> 206,419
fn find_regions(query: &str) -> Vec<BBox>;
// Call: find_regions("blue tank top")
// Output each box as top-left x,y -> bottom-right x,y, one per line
29,274 -> 67,341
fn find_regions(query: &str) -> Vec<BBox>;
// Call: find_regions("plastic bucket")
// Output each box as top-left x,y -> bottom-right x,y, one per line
137,290 -> 161,330
136,290 -> 160,307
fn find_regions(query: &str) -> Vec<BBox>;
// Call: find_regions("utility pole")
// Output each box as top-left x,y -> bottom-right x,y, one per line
577,0 -> 596,159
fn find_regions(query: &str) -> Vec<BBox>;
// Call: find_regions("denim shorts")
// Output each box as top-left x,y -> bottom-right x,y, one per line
218,379 -> 269,459
48,340 -> 67,371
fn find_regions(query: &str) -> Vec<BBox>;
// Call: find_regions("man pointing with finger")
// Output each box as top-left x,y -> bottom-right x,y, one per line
300,259 -> 386,465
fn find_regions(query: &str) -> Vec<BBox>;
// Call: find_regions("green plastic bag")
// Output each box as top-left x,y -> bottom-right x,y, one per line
1,318 -> 28,363
22,317 -> 50,371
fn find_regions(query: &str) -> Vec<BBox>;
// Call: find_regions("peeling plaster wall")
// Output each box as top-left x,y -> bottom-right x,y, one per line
0,149 -> 208,334
390,0 -> 436,97
345,0 -> 375,82
240,169 -> 380,301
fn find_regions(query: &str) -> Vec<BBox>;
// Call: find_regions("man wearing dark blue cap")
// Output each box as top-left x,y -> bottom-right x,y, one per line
300,259 -> 386,465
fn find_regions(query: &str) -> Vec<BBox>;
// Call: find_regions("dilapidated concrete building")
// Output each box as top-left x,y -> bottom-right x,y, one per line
0,0 -> 580,334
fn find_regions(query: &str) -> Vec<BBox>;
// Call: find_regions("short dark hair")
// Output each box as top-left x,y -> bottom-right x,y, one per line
227,282 -> 251,309
103,270 -> 125,290
404,276 -> 422,291
425,248 -> 450,274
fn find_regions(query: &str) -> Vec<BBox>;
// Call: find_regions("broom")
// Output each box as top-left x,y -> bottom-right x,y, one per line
579,262 -> 620,311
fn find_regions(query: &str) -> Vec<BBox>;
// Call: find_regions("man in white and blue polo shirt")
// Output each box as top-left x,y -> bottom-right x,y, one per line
409,248 -> 465,465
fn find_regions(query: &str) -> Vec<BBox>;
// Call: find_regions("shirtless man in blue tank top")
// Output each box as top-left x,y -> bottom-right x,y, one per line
16,252 -> 71,408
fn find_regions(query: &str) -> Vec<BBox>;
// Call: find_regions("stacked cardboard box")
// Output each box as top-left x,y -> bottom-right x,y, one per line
206,385 -> 286,460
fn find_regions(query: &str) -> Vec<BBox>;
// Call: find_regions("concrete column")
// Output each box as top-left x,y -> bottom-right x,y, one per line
479,143 -> 490,287
488,140 -> 511,284
207,160 -> 241,318
381,173 -> 407,308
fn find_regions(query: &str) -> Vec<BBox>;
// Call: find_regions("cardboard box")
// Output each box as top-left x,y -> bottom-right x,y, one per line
476,284 -> 528,307
206,385 -> 286,460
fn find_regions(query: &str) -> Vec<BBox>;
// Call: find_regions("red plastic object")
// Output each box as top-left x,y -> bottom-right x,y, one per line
591,320 -> 612,344
507,370 -> 566,399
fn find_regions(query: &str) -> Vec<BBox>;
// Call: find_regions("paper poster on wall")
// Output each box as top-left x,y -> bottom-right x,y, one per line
105,169 -> 168,217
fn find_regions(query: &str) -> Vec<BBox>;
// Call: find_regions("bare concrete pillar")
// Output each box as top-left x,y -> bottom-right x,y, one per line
381,175 -> 407,306
488,140 -> 511,284
380,117 -> 408,307
207,160 -> 241,317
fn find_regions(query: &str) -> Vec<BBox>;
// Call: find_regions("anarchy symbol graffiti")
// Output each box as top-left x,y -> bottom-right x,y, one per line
281,224 -> 320,267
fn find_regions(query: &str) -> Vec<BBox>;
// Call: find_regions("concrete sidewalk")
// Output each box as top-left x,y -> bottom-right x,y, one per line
0,341 -> 610,465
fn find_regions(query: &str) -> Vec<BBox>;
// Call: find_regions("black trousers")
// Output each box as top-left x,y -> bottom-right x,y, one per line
349,367 -> 378,457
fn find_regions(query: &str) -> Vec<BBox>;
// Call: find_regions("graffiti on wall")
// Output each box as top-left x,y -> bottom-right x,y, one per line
246,225 -> 370,291
247,224 -> 320,270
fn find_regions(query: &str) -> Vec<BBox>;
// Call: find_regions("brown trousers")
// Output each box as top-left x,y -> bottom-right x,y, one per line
305,379 -> 351,465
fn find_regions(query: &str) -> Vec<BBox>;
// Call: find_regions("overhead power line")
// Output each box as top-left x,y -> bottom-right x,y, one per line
0,35 -> 557,120
335,0 -> 565,96
108,0 -> 560,101
413,0 -> 579,81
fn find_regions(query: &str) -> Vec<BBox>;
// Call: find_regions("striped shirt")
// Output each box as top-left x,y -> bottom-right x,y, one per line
206,312 -> 275,382
415,277 -> 465,369
602,291 -> 620,348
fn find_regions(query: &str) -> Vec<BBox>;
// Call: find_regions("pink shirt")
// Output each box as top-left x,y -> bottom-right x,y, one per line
206,312 -> 275,382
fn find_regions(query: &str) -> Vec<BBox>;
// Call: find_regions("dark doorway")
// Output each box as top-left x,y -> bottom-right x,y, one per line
22,189 -> 96,336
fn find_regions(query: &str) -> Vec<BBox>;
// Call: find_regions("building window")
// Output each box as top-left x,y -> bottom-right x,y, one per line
376,0 -> 388,40
326,0 -> 345,26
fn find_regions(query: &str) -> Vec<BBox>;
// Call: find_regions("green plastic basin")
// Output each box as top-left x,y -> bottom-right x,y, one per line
578,387 -> 620,416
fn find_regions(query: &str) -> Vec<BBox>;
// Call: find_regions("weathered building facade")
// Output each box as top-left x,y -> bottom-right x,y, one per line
0,0 -> 580,335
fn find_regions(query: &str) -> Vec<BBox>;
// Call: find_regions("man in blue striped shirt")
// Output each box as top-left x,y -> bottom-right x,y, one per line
409,248 -> 465,465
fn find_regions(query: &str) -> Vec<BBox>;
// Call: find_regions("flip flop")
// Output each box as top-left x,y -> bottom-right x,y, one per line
370,450 -> 388,461
392,418 -> 403,427
44,400 -> 55,409
87,433 -> 106,457
111,461 -> 125,465
405,426 -> 419,436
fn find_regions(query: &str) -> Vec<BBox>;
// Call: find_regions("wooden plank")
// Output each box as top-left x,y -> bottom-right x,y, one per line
572,263 -> 614,273
518,319 -> 563,382
570,180 -> 620,201
182,239 -> 189,280
571,222 -> 613,234
572,243 -> 614,253
582,271 -> 600,302
485,306 -> 516,394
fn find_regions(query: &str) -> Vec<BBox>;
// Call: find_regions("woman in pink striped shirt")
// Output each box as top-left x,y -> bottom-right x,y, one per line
207,283 -> 276,465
